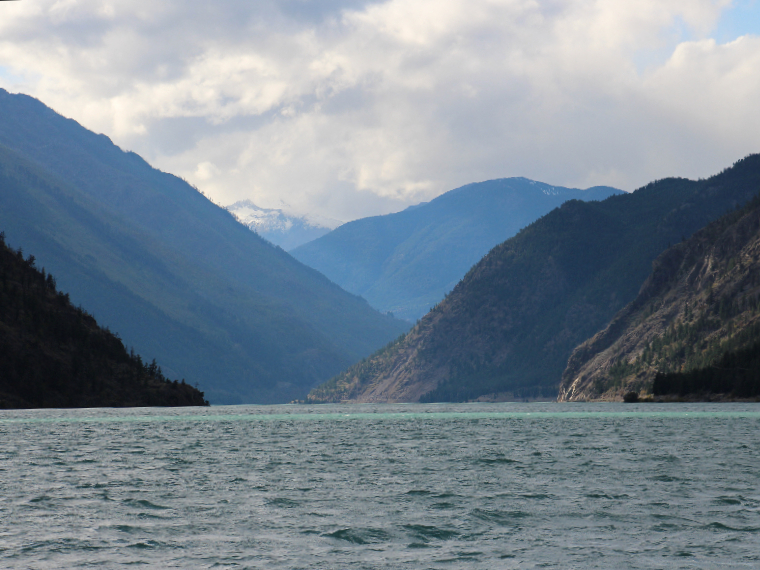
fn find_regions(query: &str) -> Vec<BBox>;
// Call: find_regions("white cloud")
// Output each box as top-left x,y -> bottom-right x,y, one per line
0,0 -> 757,220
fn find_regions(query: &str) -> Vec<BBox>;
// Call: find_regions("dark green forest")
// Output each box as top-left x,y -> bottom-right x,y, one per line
0,232 -> 208,409
653,341 -> 760,398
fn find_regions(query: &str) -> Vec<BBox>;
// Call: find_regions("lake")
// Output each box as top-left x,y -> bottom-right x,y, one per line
1,403 -> 759,569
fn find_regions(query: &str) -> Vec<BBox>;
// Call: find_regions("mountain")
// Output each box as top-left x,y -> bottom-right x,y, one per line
0,233 -> 208,409
0,89 -> 407,404
291,179 -> 621,321
559,192 -> 760,401
226,200 -> 340,250
308,155 -> 760,403
653,339 -> 760,400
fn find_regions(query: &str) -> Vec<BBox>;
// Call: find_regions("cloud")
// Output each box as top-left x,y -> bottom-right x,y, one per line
0,0 -> 757,220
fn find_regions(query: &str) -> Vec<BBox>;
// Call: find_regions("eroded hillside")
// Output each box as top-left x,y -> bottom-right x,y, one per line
559,193 -> 760,401
310,155 -> 760,403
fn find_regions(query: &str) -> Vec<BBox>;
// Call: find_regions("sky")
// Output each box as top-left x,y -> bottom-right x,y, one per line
0,0 -> 759,222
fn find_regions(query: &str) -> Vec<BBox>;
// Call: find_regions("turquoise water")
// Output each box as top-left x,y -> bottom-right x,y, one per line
1,402 -> 759,568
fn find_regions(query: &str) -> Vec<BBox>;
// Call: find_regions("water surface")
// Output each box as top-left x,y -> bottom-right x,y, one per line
1,402 -> 758,568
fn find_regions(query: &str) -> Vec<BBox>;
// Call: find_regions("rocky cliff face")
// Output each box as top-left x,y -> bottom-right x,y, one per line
559,194 -> 760,401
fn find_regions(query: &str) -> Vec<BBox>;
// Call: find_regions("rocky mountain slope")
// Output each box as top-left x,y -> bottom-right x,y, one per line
292,179 -> 620,321
226,200 -> 340,250
308,155 -> 760,403
0,89 -> 406,404
559,192 -> 760,401
0,233 -> 208,409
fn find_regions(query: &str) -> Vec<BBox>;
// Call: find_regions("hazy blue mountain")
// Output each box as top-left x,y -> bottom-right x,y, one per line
0,233 -> 208,409
291,179 -> 621,321
308,155 -> 760,403
0,89 -> 406,404
226,200 -> 340,250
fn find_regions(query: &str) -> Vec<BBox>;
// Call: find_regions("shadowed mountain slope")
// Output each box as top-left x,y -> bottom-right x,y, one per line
0,90 -> 406,404
0,233 -> 208,409
292,179 -> 620,321
309,155 -> 760,403
559,192 -> 760,401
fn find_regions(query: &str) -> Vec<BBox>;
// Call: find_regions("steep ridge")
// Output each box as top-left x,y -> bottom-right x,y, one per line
309,155 -> 760,403
0,90 -> 406,404
292,179 -> 620,321
559,192 -> 760,401
0,233 -> 208,409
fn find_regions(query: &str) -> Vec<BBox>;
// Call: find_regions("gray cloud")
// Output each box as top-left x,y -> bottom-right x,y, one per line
0,0 -> 757,221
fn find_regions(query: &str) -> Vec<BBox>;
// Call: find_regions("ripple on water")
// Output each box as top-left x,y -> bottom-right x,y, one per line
703,522 -> 760,533
0,402 -> 759,569
714,496 -> 743,505
324,527 -> 392,544
476,456 -> 520,465
403,524 -> 459,542
266,497 -> 300,510
471,508 -> 531,527
122,498 -> 170,510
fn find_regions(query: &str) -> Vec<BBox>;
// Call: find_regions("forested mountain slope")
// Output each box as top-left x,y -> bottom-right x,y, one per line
559,192 -> 760,401
0,90 -> 406,404
0,233 -> 208,409
309,155 -> 760,403
292,179 -> 620,321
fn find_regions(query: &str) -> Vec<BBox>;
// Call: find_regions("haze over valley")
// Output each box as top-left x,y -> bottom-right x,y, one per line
292,180 -> 621,321
2,86 -> 760,405
3,88 -> 759,406
0,90 -> 406,405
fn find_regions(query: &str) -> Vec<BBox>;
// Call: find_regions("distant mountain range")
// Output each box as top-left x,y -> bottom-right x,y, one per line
560,186 -> 760,401
292,179 -> 621,321
226,200 -> 341,250
0,89 -> 406,404
8,90 -> 757,408
308,155 -> 760,403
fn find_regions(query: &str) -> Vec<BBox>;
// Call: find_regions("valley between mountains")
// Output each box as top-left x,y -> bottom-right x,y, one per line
310,156 -> 760,403
1,89 -> 759,407
0,90 -> 404,405
291,180 -> 620,322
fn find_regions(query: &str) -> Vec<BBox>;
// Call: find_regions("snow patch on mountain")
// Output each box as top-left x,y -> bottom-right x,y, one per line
227,200 -> 342,250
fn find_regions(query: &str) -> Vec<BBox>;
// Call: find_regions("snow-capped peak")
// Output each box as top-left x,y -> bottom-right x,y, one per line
226,200 -> 342,250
